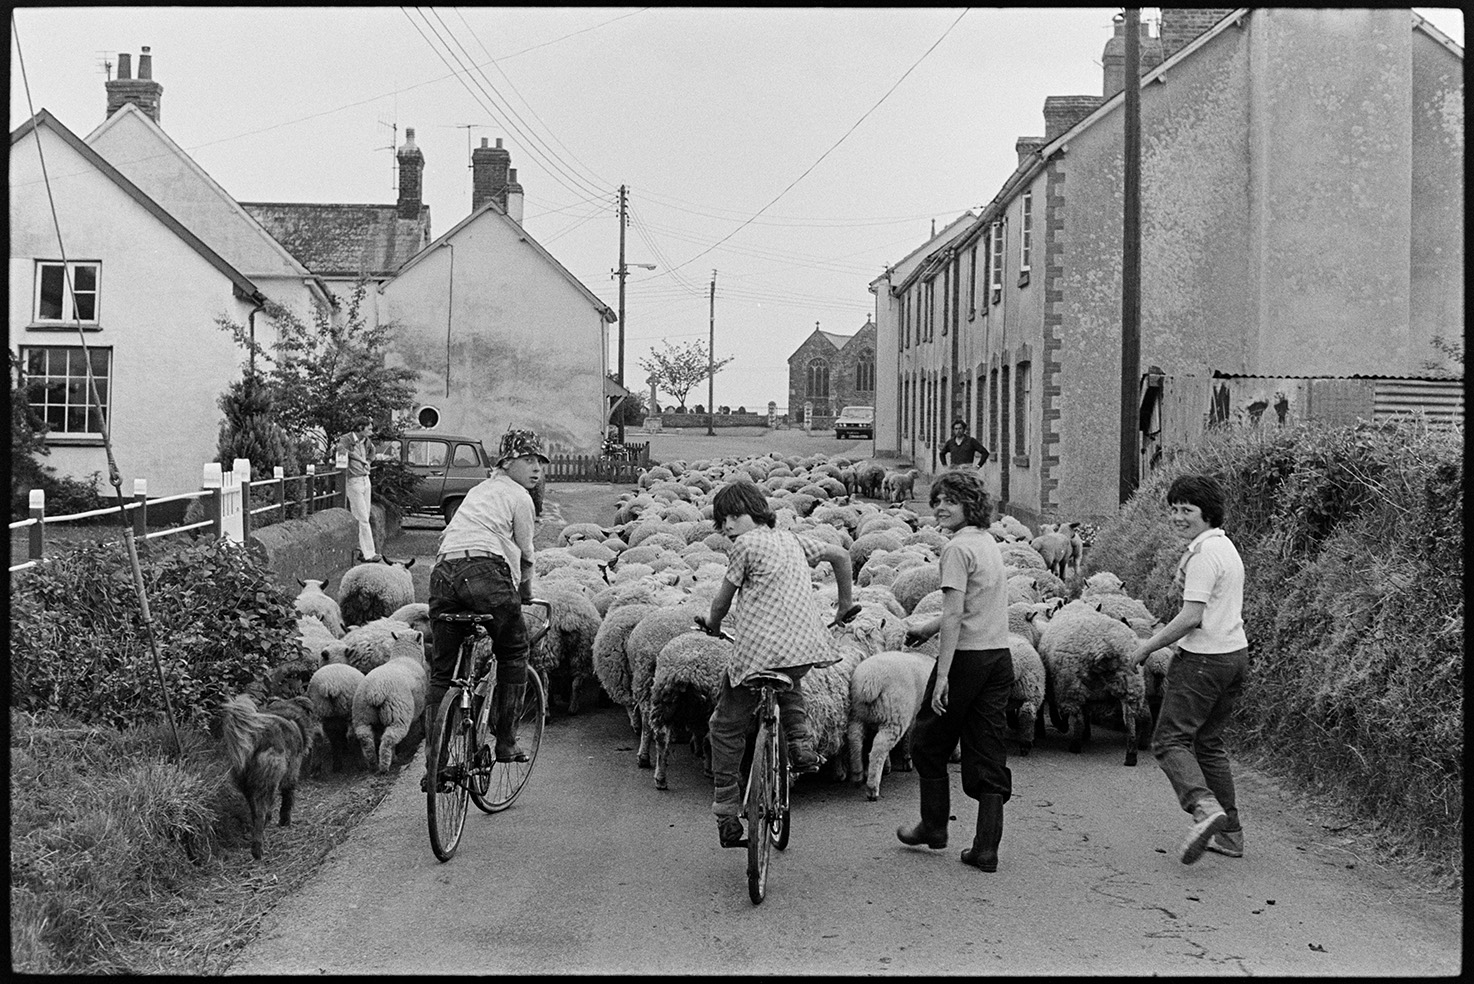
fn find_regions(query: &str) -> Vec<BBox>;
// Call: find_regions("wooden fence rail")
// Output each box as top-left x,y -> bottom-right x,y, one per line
9,460 -> 347,575
546,442 -> 650,484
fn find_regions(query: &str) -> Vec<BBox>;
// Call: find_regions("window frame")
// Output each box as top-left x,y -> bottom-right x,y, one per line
20,344 -> 112,441
855,348 -> 875,393
1019,191 -> 1034,276
1015,360 -> 1032,458
968,244 -> 978,320
33,260 -> 102,327
989,221 -> 1004,304
806,358 -> 830,399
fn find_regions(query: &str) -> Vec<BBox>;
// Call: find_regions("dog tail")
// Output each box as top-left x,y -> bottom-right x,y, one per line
221,695 -> 271,776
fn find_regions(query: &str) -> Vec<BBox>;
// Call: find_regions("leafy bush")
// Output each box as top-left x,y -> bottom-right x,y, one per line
1083,417 -> 1463,878
10,536 -> 301,730
369,457 -> 421,524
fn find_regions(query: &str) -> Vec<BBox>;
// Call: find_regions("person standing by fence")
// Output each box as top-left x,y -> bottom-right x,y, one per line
337,418 -> 378,562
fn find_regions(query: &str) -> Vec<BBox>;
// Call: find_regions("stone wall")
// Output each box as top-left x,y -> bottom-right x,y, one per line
249,507 -> 362,595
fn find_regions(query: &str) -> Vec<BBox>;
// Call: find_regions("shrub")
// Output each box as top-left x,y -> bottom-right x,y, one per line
369,457 -> 421,524
1083,418 -> 1463,879
10,536 -> 300,730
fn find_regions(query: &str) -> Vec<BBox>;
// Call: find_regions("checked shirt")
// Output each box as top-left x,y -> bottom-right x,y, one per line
722,526 -> 832,686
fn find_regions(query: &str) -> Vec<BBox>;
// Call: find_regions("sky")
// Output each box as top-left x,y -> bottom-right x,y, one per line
10,7 -> 1465,414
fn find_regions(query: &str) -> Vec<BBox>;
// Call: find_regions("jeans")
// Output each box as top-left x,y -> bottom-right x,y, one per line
427,555 -> 529,705
708,666 -> 814,817
1151,647 -> 1248,830
910,648 -> 1013,802
345,475 -> 375,559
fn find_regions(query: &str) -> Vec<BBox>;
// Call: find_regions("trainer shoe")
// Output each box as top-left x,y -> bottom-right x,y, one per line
717,815 -> 747,848
1179,801 -> 1229,865
1204,828 -> 1244,858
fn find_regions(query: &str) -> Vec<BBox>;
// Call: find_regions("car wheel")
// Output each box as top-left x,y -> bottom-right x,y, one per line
442,498 -> 463,524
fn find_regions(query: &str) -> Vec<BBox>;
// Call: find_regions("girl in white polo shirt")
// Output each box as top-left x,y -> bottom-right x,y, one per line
1133,474 -> 1249,865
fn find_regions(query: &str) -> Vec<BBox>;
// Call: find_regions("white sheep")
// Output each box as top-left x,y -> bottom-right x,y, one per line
296,614 -> 340,664
880,467 -> 919,504
592,602 -> 660,733
891,564 -> 942,615
529,582 -> 605,716
335,618 -> 427,673
845,649 -> 934,800
799,608 -> 895,781
1005,632 -> 1047,756
1036,603 -> 1152,766
337,558 -> 416,628
1080,570 -> 1127,598
306,661 -> 366,772
626,602 -> 709,769
1030,523 -> 1079,581
351,652 -> 427,773
1123,615 -> 1175,726
295,578 -> 344,637
647,631 -> 733,790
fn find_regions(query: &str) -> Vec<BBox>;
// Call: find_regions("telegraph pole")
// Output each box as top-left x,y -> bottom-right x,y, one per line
1119,8 -> 1142,504
707,270 -> 717,436
616,184 -> 628,443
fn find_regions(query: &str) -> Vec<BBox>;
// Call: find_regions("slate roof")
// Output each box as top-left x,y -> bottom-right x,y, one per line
238,202 -> 432,278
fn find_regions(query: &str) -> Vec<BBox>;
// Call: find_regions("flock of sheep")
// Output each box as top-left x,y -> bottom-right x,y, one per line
279,451 -> 1177,799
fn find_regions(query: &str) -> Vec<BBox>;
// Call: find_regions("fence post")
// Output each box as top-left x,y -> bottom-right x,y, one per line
202,462 -> 224,538
235,458 -> 252,542
133,479 -> 148,540
335,450 -> 348,510
273,467 -> 285,523
29,488 -> 45,561
305,464 -> 317,516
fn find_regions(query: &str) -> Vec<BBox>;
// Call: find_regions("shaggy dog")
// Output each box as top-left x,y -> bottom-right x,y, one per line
221,694 -> 321,860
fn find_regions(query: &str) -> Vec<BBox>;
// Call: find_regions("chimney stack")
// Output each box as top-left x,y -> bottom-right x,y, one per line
1042,95 -> 1104,141
105,46 -> 163,122
1015,136 -> 1046,166
505,167 -> 524,224
1102,14 -> 1165,97
397,127 -> 425,220
471,136 -> 511,213
1158,8 -> 1236,60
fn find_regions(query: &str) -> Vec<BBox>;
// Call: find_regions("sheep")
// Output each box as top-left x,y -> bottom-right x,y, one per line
997,542 -> 1048,573
1005,632 -> 1047,756
890,563 -> 942,615
592,602 -> 659,732
1008,599 -> 1064,648
853,460 -> 887,499
334,618 -> 427,673
845,650 -> 935,800
556,522 -> 610,546
529,582 -> 605,716
295,578 -> 344,637
1036,604 -> 1152,766
626,602 -> 710,768
881,468 -> 919,504
1123,616 -> 1175,726
296,614 -> 340,664
337,557 -> 416,628
306,662 -> 366,772
387,602 -> 432,645
799,608 -> 895,780
1080,570 -> 1127,598
1090,592 -> 1156,625
1029,523 -> 1076,581
647,631 -> 733,790
351,652 -> 427,773
1007,573 -> 1043,604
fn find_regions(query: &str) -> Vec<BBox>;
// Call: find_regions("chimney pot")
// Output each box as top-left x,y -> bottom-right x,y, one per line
138,45 -> 152,80
495,137 -> 503,149
480,137 -> 488,147
117,52 -> 132,79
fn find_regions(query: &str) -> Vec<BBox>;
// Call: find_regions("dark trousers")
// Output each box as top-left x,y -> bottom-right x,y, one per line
427,555 -> 529,702
708,665 -> 814,817
910,648 -> 1013,802
1151,647 -> 1247,830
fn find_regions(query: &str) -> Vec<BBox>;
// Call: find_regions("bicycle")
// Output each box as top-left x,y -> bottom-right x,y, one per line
696,603 -> 862,904
426,599 -> 550,862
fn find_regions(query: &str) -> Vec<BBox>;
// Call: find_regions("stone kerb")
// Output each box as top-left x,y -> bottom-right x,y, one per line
248,507 -> 360,593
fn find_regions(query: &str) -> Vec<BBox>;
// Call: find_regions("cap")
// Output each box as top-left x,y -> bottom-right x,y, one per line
497,427 -> 550,464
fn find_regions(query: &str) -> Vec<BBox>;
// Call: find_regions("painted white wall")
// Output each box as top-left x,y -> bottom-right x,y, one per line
380,211 -> 610,453
11,123 -> 259,496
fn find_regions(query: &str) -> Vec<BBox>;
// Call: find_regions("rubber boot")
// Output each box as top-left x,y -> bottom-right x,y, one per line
420,691 -> 445,793
896,777 -> 950,849
493,681 -> 530,763
960,794 -> 1004,871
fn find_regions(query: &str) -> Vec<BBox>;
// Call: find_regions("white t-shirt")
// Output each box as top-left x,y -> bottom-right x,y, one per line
436,472 -> 535,587
1176,527 -> 1248,653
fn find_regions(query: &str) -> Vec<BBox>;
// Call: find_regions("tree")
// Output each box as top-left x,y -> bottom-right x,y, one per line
215,279 -> 420,468
215,372 -> 292,477
638,339 -> 734,413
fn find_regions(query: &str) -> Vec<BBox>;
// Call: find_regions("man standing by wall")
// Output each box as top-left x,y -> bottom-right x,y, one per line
938,419 -> 990,472
337,417 -> 378,562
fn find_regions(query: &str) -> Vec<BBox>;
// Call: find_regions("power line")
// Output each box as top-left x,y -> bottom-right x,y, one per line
660,7 -> 972,278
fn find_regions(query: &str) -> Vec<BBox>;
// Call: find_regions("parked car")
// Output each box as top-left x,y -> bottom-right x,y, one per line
834,405 -> 875,440
376,431 -> 493,523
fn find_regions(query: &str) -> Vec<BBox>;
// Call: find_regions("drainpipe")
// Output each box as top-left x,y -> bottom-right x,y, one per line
442,242 -> 454,397
247,294 -> 266,377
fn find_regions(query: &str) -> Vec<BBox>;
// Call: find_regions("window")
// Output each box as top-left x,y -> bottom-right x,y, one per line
452,443 -> 481,468
902,293 -> 910,349
806,359 -> 830,398
416,405 -> 440,428
968,245 -> 978,319
34,261 -> 101,326
988,367 -> 999,450
975,370 -> 986,439
21,345 -> 110,436
855,349 -> 875,392
990,222 -> 1004,303
925,279 -> 936,340
1020,192 -> 1033,275
1015,361 -> 1032,456
407,439 -> 448,467
941,265 -> 949,336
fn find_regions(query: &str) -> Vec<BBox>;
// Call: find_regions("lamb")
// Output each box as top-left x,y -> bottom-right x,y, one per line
306,661 -> 366,772
881,468 -> 919,504
351,652 -> 428,773
626,602 -> 710,768
1030,523 -> 1080,581
1036,604 -> 1152,766
799,608 -> 895,780
333,618 -> 427,673
337,557 -> 416,628
295,578 -> 344,637
1005,632 -> 1047,756
647,631 -> 733,790
845,649 -> 934,800
296,614 -> 340,664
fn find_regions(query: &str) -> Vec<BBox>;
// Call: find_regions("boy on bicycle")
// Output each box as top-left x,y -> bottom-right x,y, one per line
422,427 -> 547,791
699,480 -> 855,848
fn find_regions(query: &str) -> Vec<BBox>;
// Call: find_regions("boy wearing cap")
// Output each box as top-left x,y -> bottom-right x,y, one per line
423,428 -> 548,788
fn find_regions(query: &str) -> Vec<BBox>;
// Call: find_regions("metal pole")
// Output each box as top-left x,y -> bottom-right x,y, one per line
616,184 -> 628,444
707,270 -> 716,436
1119,8 -> 1142,504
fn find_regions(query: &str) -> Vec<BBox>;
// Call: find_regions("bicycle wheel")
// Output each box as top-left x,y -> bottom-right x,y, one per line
475,670 -> 545,813
773,726 -> 791,851
746,718 -> 774,905
427,689 -> 470,862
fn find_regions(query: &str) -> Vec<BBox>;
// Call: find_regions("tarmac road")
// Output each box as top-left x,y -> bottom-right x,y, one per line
226,479 -> 1461,975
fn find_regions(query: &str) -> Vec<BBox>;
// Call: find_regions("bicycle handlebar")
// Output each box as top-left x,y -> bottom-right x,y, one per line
695,603 -> 862,642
